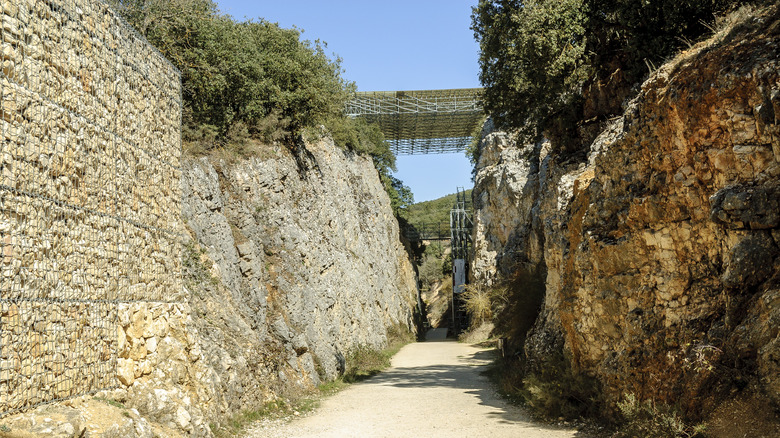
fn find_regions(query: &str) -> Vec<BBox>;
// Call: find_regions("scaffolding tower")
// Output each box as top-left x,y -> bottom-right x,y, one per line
450,187 -> 473,334
345,88 -> 484,155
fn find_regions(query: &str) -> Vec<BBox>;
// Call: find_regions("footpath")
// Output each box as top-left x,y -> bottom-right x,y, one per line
246,328 -> 584,438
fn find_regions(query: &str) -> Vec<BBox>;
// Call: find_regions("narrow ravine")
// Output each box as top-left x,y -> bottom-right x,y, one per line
245,329 -> 584,438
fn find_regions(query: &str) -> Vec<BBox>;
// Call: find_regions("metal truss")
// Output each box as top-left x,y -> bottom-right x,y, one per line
402,222 -> 451,242
450,187 -> 473,334
346,89 -> 484,155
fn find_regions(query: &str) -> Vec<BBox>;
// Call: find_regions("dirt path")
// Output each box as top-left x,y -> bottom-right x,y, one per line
245,329 -> 586,438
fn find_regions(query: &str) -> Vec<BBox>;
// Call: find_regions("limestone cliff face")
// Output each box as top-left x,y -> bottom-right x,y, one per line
178,138 -> 417,423
471,9 -> 780,418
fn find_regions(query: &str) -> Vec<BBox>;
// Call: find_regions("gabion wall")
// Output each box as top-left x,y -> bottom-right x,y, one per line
0,0 -> 182,416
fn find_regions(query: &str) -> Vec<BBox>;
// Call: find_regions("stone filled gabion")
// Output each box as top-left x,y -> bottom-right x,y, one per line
0,0 -> 182,416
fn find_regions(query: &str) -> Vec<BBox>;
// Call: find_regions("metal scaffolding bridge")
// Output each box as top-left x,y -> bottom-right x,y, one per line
346,88 -> 484,155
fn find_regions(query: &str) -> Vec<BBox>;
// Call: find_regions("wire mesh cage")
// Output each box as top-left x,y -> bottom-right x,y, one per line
0,0 -> 182,416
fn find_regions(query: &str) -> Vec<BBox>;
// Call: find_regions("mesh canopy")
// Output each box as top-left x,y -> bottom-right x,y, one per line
346,89 -> 484,155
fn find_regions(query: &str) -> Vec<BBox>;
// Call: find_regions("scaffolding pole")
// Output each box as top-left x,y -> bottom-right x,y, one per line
450,187 -> 473,335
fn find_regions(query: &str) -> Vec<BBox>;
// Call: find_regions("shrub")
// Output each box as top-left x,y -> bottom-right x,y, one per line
109,0 -> 352,144
615,393 -> 707,438
460,282 -> 508,328
110,0 -> 414,218
472,0 -> 589,145
465,117 -> 488,170
520,361 -> 601,420
484,352 -> 602,421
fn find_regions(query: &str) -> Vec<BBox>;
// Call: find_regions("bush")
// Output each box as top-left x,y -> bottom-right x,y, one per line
460,283 -> 507,327
110,0 -> 352,144
110,0 -> 413,217
484,352 -> 602,421
615,393 -> 707,438
472,0 -> 589,145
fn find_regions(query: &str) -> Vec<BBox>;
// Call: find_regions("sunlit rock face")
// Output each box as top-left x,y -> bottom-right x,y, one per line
471,11 -> 780,418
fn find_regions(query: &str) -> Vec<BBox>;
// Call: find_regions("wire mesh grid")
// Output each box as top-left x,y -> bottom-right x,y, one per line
0,0 -> 182,417
346,89 -> 484,155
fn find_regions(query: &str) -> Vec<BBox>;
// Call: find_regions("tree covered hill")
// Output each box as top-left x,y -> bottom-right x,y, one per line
404,190 -> 473,234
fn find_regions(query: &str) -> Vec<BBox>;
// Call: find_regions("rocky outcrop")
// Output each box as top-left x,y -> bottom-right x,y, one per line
173,137 -> 417,432
471,7 -> 780,421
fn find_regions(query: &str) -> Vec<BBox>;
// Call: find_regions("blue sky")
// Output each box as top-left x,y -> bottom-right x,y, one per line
214,0 -> 481,202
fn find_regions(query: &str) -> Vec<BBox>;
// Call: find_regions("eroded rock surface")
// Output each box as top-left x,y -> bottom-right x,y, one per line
471,8 -> 780,420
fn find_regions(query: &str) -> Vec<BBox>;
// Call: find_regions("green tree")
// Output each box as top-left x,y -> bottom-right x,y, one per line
109,0 -> 412,215
109,0 -> 352,143
585,0 -> 737,90
382,174 -> 414,217
471,0 -> 589,146
471,0 -> 740,150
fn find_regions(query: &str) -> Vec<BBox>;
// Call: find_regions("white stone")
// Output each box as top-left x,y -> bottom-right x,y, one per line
175,406 -> 191,429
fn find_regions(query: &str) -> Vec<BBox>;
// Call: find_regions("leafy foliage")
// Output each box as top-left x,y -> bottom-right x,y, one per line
109,0 -> 352,143
484,352 -> 603,421
465,117 -> 488,170
109,0 -> 412,217
472,0 -> 589,145
586,0 -> 737,81
472,0 -> 741,148
404,190 -> 472,230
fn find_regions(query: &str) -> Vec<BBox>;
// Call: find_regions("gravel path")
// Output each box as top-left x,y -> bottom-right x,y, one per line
245,329 -> 585,438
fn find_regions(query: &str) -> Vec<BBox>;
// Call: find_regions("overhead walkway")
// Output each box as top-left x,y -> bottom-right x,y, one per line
346,88 -> 484,155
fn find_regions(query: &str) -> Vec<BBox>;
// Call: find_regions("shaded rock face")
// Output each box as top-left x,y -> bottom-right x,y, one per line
471,11 -> 780,417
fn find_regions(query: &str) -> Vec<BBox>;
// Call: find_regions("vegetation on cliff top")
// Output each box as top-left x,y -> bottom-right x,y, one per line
108,0 -> 412,215
472,0 -> 746,149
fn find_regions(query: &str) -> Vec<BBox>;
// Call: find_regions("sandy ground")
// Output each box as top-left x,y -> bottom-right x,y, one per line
245,329 -> 586,438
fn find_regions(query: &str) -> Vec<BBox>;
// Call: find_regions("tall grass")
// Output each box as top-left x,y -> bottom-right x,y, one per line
460,282 -> 508,328
342,324 -> 415,383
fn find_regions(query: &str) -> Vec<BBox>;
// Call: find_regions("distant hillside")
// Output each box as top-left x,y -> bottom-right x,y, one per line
404,189 -> 472,232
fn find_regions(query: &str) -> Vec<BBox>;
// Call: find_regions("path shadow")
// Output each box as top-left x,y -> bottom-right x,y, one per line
368,341 -> 600,437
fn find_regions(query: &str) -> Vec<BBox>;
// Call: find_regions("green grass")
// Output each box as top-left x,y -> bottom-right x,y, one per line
214,398 -> 319,438
342,324 -> 415,383
93,397 -> 127,410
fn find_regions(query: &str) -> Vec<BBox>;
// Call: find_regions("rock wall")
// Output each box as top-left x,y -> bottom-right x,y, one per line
0,0 -> 417,435
471,7 -> 780,419
0,0 -> 182,418
2,138 -> 418,438
171,137 -> 416,435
